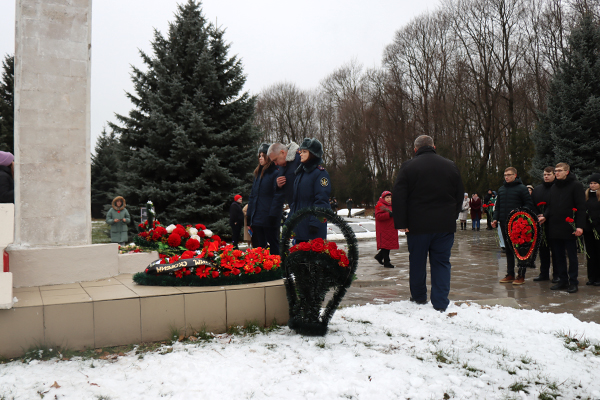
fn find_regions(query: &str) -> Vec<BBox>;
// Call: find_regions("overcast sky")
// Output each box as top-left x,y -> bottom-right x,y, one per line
0,0 -> 441,150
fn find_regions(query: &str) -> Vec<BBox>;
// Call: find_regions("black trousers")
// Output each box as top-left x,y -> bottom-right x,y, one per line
584,231 -> 600,282
538,242 -> 556,279
252,226 -> 280,256
230,223 -> 242,248
551,238 -> 579,286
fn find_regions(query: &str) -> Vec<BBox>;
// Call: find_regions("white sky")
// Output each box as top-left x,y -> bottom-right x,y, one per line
0,0 -> 441,150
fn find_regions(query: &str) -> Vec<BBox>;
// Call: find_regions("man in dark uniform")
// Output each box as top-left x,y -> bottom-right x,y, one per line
393,135 -> 464,312
346,198 -> 353,217
267,142 -> 301,206
531,166 -> 557,282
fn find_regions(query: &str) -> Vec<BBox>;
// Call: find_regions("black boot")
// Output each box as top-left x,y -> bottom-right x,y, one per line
374,252 -> 384,265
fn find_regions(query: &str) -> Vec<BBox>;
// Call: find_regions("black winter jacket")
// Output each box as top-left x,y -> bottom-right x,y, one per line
531,181 -> 554,214
543,173 -> 586,240
392,146 -> 464,234
493,177 -> 533,223
229,201 -> 244,226
0,166 -> 13,203
246,163 -> 285,227
584,190 -> 600,233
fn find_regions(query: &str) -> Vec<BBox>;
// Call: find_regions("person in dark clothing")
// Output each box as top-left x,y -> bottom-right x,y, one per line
289,138 -> 331,241
374,191 -> 398,268
246,143 -> 286,255
583,173 -> 600,285
469,193 -> 482,231
393,135 -> 464,312
531,166 -> 557,282
483,189 -> 493,230
229,194 -> 244,249
0,151 -> 14,204
267,142 -> 301,207
492,167 -> 534,285
539,163 -> 586,293
346,198 -> 353,217
330,197 -> 338,212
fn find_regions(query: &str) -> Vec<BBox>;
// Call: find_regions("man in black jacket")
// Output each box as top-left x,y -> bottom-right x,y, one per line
539,163 -> 586,293
392,135 -> 464,312
492,167 -> 534,285
531,167 -> 557,282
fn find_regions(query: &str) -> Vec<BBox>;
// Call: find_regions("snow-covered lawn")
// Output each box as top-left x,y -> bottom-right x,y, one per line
1,301 -> 600,400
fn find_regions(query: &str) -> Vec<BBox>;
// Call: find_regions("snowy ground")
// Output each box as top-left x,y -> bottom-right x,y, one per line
2,301 -> 600,400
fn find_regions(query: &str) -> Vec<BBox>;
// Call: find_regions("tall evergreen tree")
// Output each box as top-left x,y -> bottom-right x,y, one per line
91,128 -> 122,219
532,14 -> 600,181
111,0 -> 258,233
0,54 -> 14,152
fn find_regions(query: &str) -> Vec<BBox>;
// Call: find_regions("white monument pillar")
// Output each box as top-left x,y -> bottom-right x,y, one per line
9,0 -> 118,287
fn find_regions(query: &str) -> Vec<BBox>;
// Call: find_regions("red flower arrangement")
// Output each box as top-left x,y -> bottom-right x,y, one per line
566,208 -> 587,255
289,238 -> 350,268
507,211 -> 538,260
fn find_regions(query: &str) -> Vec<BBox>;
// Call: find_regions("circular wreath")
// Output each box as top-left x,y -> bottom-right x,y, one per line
280,207 -> 358,336
505,207 -> 540,268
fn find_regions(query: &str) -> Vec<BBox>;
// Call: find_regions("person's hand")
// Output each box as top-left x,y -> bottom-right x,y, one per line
574,228 -> 583,237
276,176 -> 286,188
399,228 -> 409,233
114,219 -> 119,223
491,220 -> 497,228
537,215 -> 546,224
122,219 -> 127,222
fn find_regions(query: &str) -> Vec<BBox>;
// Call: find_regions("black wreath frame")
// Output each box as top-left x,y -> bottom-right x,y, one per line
504,207 -> 541,272
280,207 -> 359,336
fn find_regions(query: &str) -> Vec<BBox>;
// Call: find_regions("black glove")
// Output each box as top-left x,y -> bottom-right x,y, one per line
388,211 -> 393,218
309,225 -> 319,235
268,216 -> 278,226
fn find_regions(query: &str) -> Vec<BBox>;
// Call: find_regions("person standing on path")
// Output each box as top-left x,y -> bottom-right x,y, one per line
106,196 -> 131,245
483,189 -> 494,230
469,193 -> 482,231
267,142 -> 301,208
458,193 -> 469,230
374,191 -> 398,268
392,135 -> 464,312
492,167 -> 534,286
229,194 -> 244,249
346,198 -> 353,217
539,163 -> 585,293
531,167 -> 557,282
583,173 -> 600,286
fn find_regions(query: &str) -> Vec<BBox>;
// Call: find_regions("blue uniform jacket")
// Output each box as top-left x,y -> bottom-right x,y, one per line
280,151 -> 301,205
289,158 -> 332,241
247,163 -> 286,227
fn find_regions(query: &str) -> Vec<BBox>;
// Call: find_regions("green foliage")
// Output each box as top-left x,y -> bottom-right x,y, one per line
91,128 -> 122,219
532,14 -> 600,181
112,0 -> 259,234
0,54 -> 13,153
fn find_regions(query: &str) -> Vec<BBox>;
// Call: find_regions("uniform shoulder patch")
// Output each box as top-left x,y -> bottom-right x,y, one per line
320,177 -> 329,187
318,165 -> 325,171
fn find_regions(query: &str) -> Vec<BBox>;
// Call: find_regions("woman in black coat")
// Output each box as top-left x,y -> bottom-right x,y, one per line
229,194 -> 244,249
247,143 -> 286,255
584,173 -> 600,285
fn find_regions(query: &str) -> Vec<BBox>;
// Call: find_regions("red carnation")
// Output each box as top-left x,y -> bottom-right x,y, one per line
198,230 -> 206,238
298,242 -> 311,252
263,260 -> 273,270
185,238 -> 200,251
174,270 -> 183,278
168,233 -> 182,247
232,268 -> 241,275
181,250 -> 196,259
566,217 -> 575,223
537,202 -> 546,206
211,271 -> 219,278
170,255 -> 180,262
572,208 -> 578,212
196,224 -> 206,230
155,226 -> 167,236
254,267 -> 262,274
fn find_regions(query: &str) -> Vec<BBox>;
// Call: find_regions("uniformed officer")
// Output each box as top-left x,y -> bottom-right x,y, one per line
289,138 -> 332,241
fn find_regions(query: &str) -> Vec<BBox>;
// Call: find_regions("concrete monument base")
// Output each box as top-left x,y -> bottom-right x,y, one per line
8,244 -> 119,288
0,273 -> 13,309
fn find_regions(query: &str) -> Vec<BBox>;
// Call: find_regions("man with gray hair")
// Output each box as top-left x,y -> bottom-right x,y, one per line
267,141 -> 301,205
392,135 -> 464,312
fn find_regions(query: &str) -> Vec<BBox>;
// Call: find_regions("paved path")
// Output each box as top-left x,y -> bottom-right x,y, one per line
342,227 -> 600,323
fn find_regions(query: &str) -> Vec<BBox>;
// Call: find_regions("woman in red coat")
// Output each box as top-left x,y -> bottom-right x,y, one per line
469,193 -> 482,231
374,191 -> 399,268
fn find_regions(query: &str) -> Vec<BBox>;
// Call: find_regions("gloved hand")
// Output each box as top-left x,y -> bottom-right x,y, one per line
268,216 -> 278,226
388,211 -> 393,218
309,225 -> 319,235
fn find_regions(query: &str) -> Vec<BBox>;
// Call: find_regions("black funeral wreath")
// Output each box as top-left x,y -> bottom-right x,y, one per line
280,207 -> 359,336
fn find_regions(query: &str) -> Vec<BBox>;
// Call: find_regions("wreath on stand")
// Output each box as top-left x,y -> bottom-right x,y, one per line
505,207 -> 541,276
281,207 -> 358,336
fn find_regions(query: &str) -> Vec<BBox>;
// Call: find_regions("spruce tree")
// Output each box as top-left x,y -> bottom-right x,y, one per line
91,128 -> 122,219
0,54 -> 14,152
532,14 -> 600,181
112,0 -> 258,233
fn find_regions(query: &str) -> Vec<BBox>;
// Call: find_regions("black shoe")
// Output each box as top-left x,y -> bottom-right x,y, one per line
551,277 -> 560,283
551,283 -> 568,290
533,275 -> 550,282
383,263 -> 395,268
477,227 -> 480,231
472,228 -> 475,230
434,308 -> 446,313
410,297 -> 428,305
374,253 -> 384,265
586,281 -> 594,286
567,284 -> 578,293
486,227 -> 493,230
593,282 -> 600,286
501,247 -> 506,253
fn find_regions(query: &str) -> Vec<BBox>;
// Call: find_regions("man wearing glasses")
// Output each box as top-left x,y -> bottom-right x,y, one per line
492,167 -> 534,285
538,163 -> 585,293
